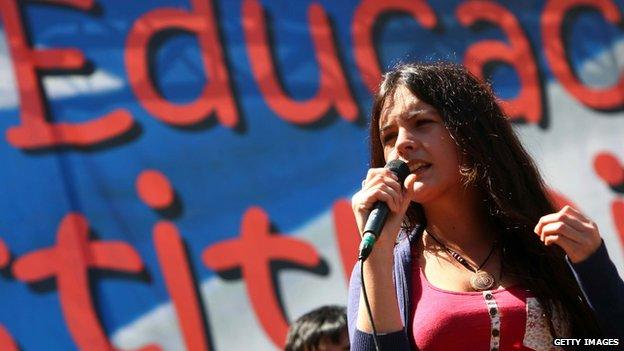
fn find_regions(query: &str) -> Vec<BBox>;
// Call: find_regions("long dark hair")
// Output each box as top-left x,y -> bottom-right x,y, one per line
369,62 -> 600,339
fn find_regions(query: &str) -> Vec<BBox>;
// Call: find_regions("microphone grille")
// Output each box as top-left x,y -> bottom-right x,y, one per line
385,159 -> 410,183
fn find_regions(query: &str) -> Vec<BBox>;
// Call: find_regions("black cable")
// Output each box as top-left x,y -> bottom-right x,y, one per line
360,257 -> 381,351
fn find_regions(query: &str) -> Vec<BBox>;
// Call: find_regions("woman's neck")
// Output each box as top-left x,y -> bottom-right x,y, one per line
422,186 -> 496,253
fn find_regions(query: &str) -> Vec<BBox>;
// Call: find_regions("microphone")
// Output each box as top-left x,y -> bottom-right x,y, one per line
358,159 -> 410,260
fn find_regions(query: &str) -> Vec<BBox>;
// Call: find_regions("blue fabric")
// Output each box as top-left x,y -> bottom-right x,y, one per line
567,241 -> 624,339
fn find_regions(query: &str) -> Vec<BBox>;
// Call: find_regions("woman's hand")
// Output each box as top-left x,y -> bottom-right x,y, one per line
534,205 -> 602,263
353,167 -> 410,334
351,167 -> 410,252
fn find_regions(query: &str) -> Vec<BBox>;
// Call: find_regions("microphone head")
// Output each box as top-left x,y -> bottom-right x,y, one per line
385,159 -> 410,183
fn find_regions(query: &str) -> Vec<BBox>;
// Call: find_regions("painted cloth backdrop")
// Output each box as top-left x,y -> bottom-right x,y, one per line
0,0 -> 623,350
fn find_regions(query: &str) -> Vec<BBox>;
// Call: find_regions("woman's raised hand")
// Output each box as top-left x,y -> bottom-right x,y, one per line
351,168 -> 411,252
534,205 -> 602,263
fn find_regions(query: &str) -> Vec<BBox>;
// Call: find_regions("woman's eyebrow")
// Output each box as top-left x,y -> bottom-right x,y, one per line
407,106 -> 438,117
379,122 -> 394,133
379,107 -> 436,132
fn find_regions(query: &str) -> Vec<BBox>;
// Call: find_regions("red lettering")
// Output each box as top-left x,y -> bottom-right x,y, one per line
0,325 -> 18,351
12,213 -> 155,351
202,207 -> 320,348
594,152 -> 624,186
457,1 -> 542,123
352,0 -> 437,93
593,151 -> 624,248
125,0 -> 238,127
542,0 -> 624,110
136,170 -> 174,209
0,0 -> 134,149
242,0 -> 357,124
332,199 -> 359,283
154,221 -> 210,351
612,201 -> 624,248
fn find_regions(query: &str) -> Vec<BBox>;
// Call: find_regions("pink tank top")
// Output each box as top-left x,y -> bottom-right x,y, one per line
410,256 -> 570,350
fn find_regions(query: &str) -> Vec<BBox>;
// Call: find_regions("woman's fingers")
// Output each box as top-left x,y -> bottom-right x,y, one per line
360,169 -> 403,210
534,206 -> 587,234
367,174 -> 402,195
534,205 -> 602,263
354,168 -> 405,213
543,233 -> 593,263
540,221 -> 583,245
543,233 -> 579,254
403,174 -> 416,193
368,184 -> 401,212
562,204 -> 591,223
364,168 -> 398,186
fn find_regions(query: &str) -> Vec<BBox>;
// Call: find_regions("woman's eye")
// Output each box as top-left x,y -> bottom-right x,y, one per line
415,119 -> 433,127
381,133 -> 396,145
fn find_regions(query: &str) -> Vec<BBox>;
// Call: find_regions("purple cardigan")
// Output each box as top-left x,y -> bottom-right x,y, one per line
347,228 -> 624,350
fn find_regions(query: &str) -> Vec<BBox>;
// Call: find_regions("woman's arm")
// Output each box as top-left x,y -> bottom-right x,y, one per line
356,244 -> 403,334
566,241 -> 624,339
347,168 -> 413,350
347,259 -> 409,350
534,205 -> 624,338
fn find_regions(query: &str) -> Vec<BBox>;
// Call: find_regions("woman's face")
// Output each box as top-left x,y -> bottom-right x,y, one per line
379,85 -> 464,204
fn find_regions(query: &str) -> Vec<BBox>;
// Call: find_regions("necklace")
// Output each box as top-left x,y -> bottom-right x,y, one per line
426,231 -> 498,291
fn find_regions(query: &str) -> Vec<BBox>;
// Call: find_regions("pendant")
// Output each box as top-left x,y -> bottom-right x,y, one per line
470,271 -> 495,291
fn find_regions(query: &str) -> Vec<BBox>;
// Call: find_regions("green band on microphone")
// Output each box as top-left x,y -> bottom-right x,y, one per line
358,232 -> 377,260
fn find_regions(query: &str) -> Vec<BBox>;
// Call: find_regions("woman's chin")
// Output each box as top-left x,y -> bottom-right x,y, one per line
407,183 -> 435,204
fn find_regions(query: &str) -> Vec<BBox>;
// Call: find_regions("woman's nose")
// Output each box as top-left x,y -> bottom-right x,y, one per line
396,128 -> 418,157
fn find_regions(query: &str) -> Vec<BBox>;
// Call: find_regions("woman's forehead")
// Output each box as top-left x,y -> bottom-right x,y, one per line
379,87 -> 437,127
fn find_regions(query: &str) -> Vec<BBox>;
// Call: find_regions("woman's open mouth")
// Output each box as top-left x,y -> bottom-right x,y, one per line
410,162 -> 431,174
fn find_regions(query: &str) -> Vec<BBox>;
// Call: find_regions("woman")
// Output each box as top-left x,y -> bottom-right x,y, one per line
347,62 -> 624,350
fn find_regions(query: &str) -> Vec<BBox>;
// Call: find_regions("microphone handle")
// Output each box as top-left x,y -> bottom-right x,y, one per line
358,201 -> 390,260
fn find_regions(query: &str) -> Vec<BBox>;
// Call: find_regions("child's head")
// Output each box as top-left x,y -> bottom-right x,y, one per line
285,305 -> 348,351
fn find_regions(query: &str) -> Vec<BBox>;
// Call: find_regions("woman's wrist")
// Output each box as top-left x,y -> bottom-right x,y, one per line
363,245 -> 394,273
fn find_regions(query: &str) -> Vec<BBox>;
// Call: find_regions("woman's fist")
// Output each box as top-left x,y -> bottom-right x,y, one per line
534,205 -> 602,263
